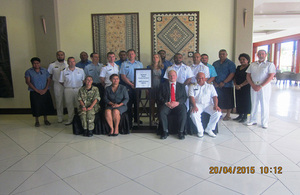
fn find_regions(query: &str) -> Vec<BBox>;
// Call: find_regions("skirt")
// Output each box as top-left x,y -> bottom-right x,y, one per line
105,105 -> 127,115
216,87 -> 234,109
30,90 -> 54,117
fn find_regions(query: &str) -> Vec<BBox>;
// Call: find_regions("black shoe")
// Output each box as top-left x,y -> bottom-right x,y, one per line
239,115 -> 247,123
160,132 -> 168,139
233,114 -> 243,121
87,130 -> 93,137
239,118 -> 247,123
134,120 -> 143,124
83,130 -> 88,136
113,133 -> 119,136
178,133 -> 185,140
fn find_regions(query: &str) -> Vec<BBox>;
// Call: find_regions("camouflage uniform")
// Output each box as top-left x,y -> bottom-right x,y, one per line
78,86 -> 100,130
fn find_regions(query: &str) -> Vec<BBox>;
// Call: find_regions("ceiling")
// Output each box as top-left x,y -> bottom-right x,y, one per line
253,0 -> 300,42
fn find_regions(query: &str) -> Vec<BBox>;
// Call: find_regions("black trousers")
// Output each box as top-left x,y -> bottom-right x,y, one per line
159,103 -> 187,134
125,85 -> 139,128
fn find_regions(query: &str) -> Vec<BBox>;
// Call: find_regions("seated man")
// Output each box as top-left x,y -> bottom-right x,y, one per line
158,70 -> 187,140
189,72 -> 222,138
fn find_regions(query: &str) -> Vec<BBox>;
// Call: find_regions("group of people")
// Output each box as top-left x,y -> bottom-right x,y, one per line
25,48 -> 275,139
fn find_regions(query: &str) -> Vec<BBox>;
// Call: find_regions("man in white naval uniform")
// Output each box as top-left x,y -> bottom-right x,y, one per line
48,51 -> 68,123
59,57 -> 85,125
100,52 -> 119,88
246,50 -> 276,129
190,52 -> 210,84
164,53 -> 194,108
189,72 -> 222,138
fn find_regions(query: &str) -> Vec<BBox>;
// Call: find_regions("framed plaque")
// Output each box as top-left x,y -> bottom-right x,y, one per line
134,69 -> 152,89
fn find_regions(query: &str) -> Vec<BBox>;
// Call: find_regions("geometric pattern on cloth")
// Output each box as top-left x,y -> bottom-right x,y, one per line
151,12 -> 199,65
92,13 -> 140,64
157,17 -> 194,54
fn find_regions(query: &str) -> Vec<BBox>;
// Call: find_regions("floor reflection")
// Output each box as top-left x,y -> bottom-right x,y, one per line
271,81 -> 300,123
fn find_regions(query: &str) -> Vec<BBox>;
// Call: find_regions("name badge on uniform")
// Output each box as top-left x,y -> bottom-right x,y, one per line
89,69 -> 93,71
66,73 -> 69,76
194,88 -> 198,90
256,81 -> 259,84
55,66 -> 58,68
108,69 -> 112,71
126,66 -> 129,68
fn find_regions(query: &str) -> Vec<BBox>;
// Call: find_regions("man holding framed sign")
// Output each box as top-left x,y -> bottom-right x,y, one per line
120,49 -> 143,127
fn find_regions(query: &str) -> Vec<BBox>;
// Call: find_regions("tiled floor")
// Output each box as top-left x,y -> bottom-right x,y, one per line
1,82 -> 300,195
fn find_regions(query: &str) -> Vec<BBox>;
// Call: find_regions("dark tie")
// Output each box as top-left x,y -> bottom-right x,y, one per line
171,83 -> 176,102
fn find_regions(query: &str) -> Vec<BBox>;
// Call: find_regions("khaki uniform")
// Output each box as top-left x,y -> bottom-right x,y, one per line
78,86 -> 100,130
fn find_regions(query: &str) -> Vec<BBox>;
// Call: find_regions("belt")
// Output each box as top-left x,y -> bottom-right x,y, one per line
65,87 -> 80,89
254,81 -> 261,85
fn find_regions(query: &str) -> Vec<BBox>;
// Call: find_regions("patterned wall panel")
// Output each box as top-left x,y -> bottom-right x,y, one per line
151,12 -> 199,65
92,13 -> 140,64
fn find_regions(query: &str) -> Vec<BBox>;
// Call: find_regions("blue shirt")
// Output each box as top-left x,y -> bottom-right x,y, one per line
206,63 -> 217,78
213,59 -> 236,88
25,67 -> 50,91
163,60 -> 172,70
84,63 -> 103,84
115,60 -> 125,68
120,60 -> 143,82
76,60 -> 91,69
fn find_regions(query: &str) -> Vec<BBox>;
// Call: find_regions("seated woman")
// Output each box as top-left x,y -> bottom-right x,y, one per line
78,76 -> 100,137
104,74 -> 129,136
25,57 -> 54,127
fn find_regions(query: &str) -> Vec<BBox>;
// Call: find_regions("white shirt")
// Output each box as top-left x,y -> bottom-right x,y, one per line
188,82 -> 217,105
100,63 -> 119,87
190,63 -> 210,84
48,60 -> 68,82
246,60 -> 276,85
59,67 -> 85,88
164,64 -> 194,84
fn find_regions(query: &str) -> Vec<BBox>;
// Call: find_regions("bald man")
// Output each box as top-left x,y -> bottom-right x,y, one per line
189,72 -> 222,138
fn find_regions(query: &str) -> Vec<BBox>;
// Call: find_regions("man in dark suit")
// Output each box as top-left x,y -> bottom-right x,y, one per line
158,70 -> 187,140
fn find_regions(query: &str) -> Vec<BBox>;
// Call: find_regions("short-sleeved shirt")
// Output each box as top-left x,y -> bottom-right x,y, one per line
206,63 -> 217,78
246,60 -> 276,85
76,60 -> 91,69
48,60 -> 68,82
120,60 -> 143,82
59,67 -> 85,88
78,85 -> 100,111
25,67 -> 50,91
100,63 -> 119,87
190,63 -> 210,84
188,82 -> 217,105
213,59 -> 236,88
164,64 -> 194,84
84,63 -> 103,84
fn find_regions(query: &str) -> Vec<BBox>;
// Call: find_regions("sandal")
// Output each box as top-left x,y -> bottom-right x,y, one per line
35,122 -> 40,127
44,120 -> 51,126
223,116 -> 231,121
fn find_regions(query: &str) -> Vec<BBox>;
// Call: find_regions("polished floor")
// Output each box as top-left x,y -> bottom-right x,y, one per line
1,82 -> 300,195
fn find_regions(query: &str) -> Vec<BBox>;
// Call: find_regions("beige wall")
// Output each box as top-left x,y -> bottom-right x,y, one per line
1,0 -> 255,109
233,0 -> 254,64
56,0 -> 235,64
0,0 -> 36,108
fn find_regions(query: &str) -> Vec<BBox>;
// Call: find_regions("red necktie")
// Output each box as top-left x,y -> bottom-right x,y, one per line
171,83 -> 176,102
